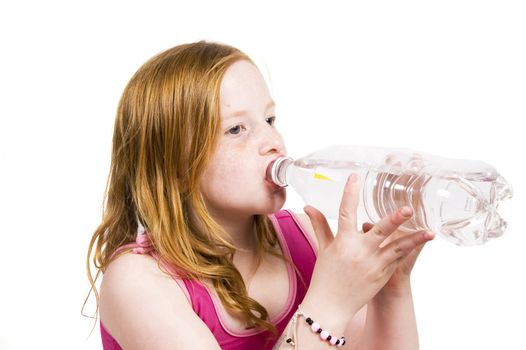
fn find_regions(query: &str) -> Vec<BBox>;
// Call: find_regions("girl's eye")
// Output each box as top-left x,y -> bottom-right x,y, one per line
266,116 -> 276,125
227,125 -> 244,135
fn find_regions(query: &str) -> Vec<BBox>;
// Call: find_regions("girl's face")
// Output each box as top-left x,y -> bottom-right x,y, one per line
200,60 -> 286,218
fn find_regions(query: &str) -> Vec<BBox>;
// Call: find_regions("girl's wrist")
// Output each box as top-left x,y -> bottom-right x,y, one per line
300,293 -> 354,333
374,281 -> 413,302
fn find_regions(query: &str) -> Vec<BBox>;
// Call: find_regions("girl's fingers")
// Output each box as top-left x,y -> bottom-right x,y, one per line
400,235 -> 429,271
378,231 -> 435,265
304,205 -> 334,250
362,206 -> 414,249
337,174 -> 360,236
362,222 -> 374,233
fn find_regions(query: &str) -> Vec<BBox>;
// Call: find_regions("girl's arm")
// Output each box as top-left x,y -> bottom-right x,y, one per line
353,221 -> 430,350
298,286 -> 419,350
351,286 -> 419,350
295,207 -> 429,350
293,213 -> 421,350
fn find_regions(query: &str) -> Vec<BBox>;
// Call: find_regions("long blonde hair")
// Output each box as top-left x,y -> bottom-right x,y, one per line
85,41 -> 281,333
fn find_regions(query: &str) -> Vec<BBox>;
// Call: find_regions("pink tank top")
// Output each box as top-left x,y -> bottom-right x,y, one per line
100,210 -> 317,350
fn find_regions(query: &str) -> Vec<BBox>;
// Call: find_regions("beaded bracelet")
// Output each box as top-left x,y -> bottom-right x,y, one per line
284,305 -> 347,347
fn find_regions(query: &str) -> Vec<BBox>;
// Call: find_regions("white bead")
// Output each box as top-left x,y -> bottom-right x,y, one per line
311,322 -> 320,332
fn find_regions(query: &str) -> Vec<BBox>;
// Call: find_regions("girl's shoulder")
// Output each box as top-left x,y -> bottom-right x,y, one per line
99,252 -> 185,326
99,253 -> 220,349
100,253 -> 170,302
100,252 -> 189,313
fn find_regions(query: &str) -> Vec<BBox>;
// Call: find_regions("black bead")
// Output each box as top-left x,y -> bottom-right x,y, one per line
327,335 -> 332,341
286,338 -> 292,343
341,339 -> 346,345
335,339 -> 340,345
306,317 -> 313,325
317,328 -> 322,333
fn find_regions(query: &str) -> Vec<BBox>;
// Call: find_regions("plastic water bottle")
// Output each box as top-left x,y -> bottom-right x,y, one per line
266,145 -> 513,246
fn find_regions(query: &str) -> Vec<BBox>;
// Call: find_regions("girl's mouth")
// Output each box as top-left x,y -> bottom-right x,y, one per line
265,178 -> 284,192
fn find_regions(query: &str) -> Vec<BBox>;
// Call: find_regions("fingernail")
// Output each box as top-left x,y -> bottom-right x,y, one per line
348,174 -> 359,183
400,206 -> 412,217
425,231 -> 435,239
303,205 -> 313,212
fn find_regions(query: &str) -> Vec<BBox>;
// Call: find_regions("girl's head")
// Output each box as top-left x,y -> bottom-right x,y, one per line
116,41 -> 286,230
87,41 -> 286,334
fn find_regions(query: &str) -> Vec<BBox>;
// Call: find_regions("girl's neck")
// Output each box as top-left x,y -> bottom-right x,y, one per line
190,207 -> 258,251
215,213 -> 257,251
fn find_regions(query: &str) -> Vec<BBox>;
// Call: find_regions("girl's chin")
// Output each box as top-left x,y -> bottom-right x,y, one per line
264,193 -> 287,214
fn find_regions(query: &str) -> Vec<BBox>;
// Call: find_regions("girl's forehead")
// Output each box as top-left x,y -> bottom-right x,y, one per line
221,62 -> 263,96
220,61 -> 273,116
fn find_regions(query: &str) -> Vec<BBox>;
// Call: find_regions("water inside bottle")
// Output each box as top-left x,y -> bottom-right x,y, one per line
287,159 -> 512,246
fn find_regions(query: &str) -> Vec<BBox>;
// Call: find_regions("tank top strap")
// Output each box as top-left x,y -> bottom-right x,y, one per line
177,210 -> 318,349
108,232 -> 155,261
108,233 -> 191,302
271,209 -> 317,294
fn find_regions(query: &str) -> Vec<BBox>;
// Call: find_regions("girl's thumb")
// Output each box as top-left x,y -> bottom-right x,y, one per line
303,205 -> 334,250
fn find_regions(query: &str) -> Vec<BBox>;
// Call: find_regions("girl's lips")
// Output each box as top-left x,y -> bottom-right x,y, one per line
265,178 -> 284,192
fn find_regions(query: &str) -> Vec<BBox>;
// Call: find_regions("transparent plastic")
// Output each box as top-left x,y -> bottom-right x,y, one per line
267,145 -> 513,246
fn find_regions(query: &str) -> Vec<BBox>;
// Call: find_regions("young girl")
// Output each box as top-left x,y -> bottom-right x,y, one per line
86,41 -> 435,349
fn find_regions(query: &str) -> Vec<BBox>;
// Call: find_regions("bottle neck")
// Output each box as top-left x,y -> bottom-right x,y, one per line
267,156 -> 294,187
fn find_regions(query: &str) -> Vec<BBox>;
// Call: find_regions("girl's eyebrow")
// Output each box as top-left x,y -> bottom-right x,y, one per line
224,101 -> 275,120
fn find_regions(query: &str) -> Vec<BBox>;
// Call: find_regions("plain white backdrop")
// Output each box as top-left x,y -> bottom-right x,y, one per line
0,1 -> 524,349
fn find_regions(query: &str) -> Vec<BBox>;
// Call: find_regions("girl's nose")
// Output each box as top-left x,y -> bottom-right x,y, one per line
259,127 -> 285,156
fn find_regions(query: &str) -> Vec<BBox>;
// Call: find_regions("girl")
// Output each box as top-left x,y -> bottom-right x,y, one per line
86,41 -> 435,349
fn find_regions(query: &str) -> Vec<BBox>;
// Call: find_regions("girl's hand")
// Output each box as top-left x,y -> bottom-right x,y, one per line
361,219 -> 434,296
301,174 -> 435,326
366,152 -> 434,296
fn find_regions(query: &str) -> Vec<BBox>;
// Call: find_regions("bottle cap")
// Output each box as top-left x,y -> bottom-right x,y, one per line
266,156 -> 293,187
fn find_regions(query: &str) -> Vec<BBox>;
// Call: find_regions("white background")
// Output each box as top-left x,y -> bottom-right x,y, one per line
0,1 -> 525,349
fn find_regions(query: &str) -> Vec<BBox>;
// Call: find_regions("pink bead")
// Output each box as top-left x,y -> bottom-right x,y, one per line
311,322 -> 320,332
320,330 -> 330,340
329,337 -> 338,345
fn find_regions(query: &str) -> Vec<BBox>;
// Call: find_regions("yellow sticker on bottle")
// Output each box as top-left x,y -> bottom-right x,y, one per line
313,173 -> 332,181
